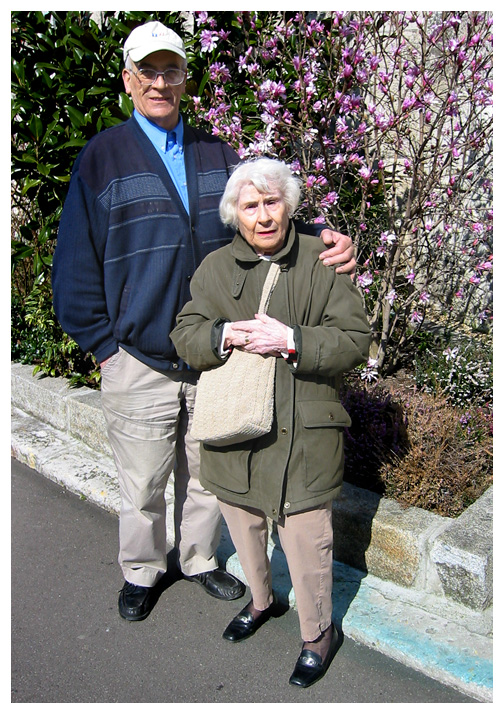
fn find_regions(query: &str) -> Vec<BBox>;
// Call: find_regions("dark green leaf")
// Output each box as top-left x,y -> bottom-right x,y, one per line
65,104 -> 86,127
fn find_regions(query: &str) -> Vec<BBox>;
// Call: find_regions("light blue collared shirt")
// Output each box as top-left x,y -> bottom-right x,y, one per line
134,109 -> 189,214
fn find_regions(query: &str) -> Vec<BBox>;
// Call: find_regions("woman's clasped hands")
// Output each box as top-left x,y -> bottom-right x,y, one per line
225,313 -> 288,357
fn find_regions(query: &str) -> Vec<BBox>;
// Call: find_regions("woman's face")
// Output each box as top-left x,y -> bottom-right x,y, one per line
236,183 -> 290,256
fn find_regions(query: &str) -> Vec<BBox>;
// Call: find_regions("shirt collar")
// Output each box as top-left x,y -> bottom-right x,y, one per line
134,109 -> 184,153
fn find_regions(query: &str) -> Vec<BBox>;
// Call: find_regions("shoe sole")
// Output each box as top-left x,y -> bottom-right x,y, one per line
118,609 -> 152,621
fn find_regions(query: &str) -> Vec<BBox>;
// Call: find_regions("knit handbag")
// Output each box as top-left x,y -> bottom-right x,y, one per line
191,261 -> 281,447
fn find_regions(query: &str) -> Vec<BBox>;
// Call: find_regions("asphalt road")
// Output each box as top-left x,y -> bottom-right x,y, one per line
11,458 -> 477,704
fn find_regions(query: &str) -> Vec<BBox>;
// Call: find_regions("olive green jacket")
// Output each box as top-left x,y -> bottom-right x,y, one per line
171,224 -> 371,520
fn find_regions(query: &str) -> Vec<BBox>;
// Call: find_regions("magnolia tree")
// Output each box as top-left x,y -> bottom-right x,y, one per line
181,10 -> 493,376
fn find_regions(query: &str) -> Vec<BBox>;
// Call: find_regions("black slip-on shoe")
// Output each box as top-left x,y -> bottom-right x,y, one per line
184,568 -> 245,600
118,581 -> 158,621
288,624 -> 339,688
222,595 -> 288,642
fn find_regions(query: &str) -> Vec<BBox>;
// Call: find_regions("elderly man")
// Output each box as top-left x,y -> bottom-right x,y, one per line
52,19 -> 356,622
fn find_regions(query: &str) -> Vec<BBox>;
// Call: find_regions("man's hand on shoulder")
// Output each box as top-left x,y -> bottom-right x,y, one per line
319,229 -> 356,277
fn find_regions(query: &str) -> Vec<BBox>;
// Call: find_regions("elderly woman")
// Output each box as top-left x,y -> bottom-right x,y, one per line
171,158 -> 370,688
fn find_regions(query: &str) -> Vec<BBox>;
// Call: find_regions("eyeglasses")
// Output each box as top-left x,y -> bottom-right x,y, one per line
132,67 -> 186,86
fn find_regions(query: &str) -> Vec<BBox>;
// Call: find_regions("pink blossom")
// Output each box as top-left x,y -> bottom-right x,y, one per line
406,271 -> 415,284
325,191 -> 339,205
195,11 -> 209,26
282,110 -> 293,124
402,96 -> 416,111
336,118 -> 348,134
209,62 -> 231,82
375,112 -> 389,129
476,261 -> 492,271
357,271 -> 373,288
360,358 -> 379,382
237,48 -> 253,72
380,232 -> 396,246
258,80 -> 286,101
405,73 -> 416,88
369,55 -> 380,70
200,30 -> 218,53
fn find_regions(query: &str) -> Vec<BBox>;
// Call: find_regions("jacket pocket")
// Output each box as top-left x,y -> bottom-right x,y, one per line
297,400 -> 349,493
201,446 -> 251,494
297,400 -> 352,428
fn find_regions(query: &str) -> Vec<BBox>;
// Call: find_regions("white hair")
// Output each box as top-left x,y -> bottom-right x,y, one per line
219,158 -> 302,229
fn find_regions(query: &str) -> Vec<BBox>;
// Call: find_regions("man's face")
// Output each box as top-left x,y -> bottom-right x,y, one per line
122,50 -> 186,131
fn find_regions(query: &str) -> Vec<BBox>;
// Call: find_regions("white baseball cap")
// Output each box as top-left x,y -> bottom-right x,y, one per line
123,21 -> 186,64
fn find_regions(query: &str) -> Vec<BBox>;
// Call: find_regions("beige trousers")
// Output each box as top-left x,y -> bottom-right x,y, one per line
101,348 -> 222,587
218,499 -> 334,642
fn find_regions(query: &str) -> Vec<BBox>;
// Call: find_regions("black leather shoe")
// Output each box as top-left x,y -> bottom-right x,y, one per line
289,624 -> 339,688
118,581 -> 158,621
222,596 -> 288,642
184,568 -> 245,600
223,605 -> 272,642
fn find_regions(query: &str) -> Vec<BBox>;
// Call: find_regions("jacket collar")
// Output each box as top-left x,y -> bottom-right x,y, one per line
230,221 -> 297,265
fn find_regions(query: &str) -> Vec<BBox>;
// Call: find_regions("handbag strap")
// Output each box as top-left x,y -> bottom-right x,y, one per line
258,261 -> 281,314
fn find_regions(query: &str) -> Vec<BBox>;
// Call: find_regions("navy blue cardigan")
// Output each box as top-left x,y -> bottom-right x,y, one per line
53,115 -> 326,372
53,116 -> 238,371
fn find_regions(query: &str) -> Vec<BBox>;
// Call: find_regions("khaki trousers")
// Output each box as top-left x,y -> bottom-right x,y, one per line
101,348 -> 222,587
218,499 -> 334,642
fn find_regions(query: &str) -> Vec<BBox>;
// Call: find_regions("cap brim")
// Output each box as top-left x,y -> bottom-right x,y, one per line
127,43 -> 186,62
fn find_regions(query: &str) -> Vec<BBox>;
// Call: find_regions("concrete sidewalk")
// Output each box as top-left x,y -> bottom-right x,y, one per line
10,362 -> 493,702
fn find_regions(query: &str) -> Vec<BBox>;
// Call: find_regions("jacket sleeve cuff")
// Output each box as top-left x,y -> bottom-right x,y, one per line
211,318 -> 232,360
